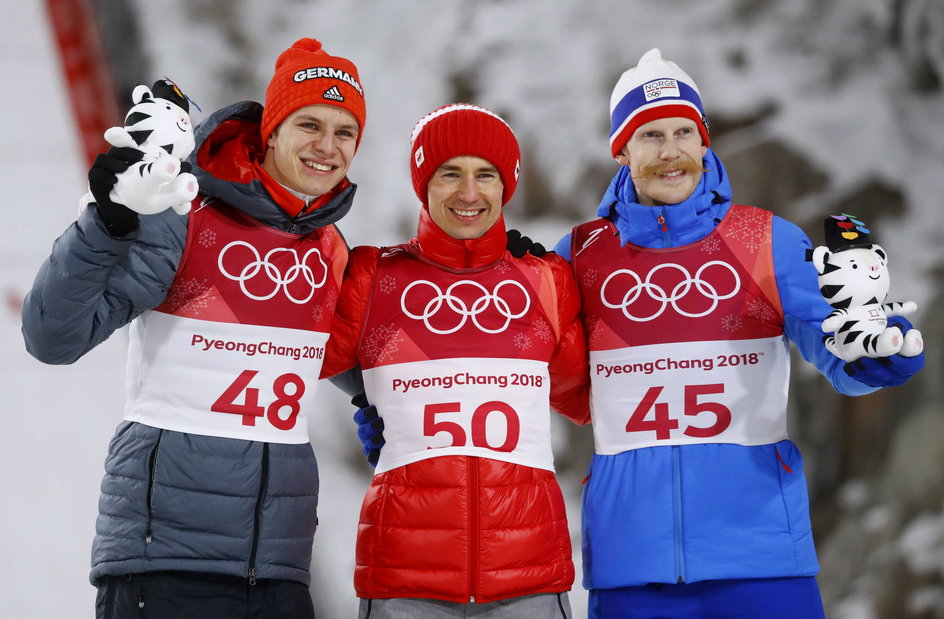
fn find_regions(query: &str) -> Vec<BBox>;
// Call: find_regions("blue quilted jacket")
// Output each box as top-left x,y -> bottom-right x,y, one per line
22,101 -> 355,585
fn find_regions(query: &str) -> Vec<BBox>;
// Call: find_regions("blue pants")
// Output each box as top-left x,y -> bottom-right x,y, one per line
589,576 -> 825,619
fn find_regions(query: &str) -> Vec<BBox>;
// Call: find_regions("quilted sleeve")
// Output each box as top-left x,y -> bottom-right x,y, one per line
544,252 -> 591,425
21,203 -> 185,364
320,245 -> 379,379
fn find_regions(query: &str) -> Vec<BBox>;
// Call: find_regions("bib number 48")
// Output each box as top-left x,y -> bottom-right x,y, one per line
626,383 -> 730,440
212,370 -> 305,430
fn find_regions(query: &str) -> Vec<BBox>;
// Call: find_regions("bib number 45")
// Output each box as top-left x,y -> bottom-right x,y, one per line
212,370 -> 305,430
627,383 -> 730,440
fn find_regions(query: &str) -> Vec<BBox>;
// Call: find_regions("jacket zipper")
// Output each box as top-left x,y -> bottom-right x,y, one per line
672,446 -> 686,583
248,443 -> 270,585
468,457 -> 479,603
658,209 -> 671,247
144,430 -> 164,545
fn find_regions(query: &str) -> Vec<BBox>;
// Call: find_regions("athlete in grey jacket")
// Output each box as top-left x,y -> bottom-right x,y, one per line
22,38 -> 366,618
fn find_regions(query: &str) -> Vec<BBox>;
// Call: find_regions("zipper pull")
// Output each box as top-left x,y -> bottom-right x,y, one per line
249,567 -> 257,586
145,529 -> 152,544
657,214 -> 668,232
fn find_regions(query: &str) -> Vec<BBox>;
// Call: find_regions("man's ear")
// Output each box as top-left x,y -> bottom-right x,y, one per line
615,147 -> 630,167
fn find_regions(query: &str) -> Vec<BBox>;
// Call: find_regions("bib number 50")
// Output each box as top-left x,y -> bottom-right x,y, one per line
424,401 -> 520,453
626,383 -> 730,440
212,370 -> 305,430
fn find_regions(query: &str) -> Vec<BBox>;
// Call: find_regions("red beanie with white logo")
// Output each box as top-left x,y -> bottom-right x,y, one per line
260,38 -> 366,149
410,104 -> 521,207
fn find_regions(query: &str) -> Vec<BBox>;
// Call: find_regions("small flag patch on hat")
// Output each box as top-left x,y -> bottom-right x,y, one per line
644,79 -> 680,101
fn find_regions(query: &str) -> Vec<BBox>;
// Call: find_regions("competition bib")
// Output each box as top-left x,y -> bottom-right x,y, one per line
590,336 -> 790,454
124,311 -> 327,443
362,357 -> 553,474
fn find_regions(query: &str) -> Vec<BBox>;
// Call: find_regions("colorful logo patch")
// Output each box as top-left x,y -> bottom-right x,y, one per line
830,213 -> 870,241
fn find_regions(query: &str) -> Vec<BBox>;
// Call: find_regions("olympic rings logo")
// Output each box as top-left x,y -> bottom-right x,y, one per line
218,241 -> 327,304
401,279 -> 531,334
600,261 -> 740,322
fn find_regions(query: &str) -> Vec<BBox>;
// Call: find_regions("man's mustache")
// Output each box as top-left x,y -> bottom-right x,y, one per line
632,158 -> 707,180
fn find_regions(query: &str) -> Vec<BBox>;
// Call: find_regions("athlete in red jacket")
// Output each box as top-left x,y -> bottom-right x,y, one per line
321,104 -> 590,617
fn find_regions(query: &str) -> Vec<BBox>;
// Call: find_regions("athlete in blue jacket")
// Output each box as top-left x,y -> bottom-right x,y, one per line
555,48 -> 924,619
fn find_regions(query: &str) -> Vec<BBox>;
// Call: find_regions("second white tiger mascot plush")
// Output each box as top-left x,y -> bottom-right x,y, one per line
810,213 -> 923,362
80,78 -> 198,215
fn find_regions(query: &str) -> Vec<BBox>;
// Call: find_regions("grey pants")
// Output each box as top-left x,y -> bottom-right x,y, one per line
358,592 -> 571,618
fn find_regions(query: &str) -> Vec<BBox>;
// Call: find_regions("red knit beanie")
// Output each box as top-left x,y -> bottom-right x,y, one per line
260,38 -> 366,148
410,104 -> 520,207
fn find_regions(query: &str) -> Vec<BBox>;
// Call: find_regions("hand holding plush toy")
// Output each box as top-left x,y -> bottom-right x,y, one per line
810,213 -> 923,363
81,78 -> 198,217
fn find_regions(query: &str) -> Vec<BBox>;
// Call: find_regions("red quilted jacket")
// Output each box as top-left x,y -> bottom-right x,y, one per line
323,211 -> 589,602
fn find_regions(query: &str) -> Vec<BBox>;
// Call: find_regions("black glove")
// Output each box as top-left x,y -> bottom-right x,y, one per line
506,228 -> 547,258
352,393 -> 385,468
88,147 -> 144,236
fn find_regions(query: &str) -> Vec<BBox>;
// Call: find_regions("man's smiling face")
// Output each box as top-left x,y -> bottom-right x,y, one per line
426,156 -> 504,240
617,116 -> 708,207
262,104 -> 359,197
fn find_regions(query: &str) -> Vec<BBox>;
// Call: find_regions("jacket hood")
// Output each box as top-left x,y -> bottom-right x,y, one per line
187,101 -> 356,233
596,148 -> 732,248
411,208 -> 507,270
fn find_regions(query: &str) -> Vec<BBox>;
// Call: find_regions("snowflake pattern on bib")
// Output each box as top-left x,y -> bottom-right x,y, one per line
162,277 -> 212,315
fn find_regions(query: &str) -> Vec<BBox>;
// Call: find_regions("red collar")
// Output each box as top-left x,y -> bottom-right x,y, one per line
412,209 -> 507,270
252,161 -> 350,217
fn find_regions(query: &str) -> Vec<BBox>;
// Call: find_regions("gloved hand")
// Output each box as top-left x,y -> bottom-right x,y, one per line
102,126 -> 198,216
506,229 -> 547,258
352,393 -> 385,468
87,146 -> 145,236
843,317 -> 925,387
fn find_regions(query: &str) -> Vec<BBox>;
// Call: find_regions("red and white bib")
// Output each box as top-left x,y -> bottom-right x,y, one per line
572,205 -> 790,453
123,200 -> 347,443
359,246 -> 560,474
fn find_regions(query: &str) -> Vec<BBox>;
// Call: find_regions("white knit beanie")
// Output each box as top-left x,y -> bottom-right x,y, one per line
608,48 -> 709,157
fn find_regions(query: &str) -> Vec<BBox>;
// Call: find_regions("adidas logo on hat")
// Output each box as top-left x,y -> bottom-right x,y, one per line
322,86 -> 344,102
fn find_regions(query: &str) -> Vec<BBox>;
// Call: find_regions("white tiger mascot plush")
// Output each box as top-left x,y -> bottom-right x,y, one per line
80,79 -> 198,215
810,213 -> 923,362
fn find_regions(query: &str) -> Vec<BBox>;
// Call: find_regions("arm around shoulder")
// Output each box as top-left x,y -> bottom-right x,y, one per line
321,245 -> 380,380
543,252 -> 591,425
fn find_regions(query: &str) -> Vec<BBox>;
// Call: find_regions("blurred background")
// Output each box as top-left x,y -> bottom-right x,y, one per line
2,0 -> 942,617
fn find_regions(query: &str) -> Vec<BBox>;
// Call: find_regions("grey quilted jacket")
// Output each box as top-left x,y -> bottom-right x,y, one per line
21,101 -> 356,585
